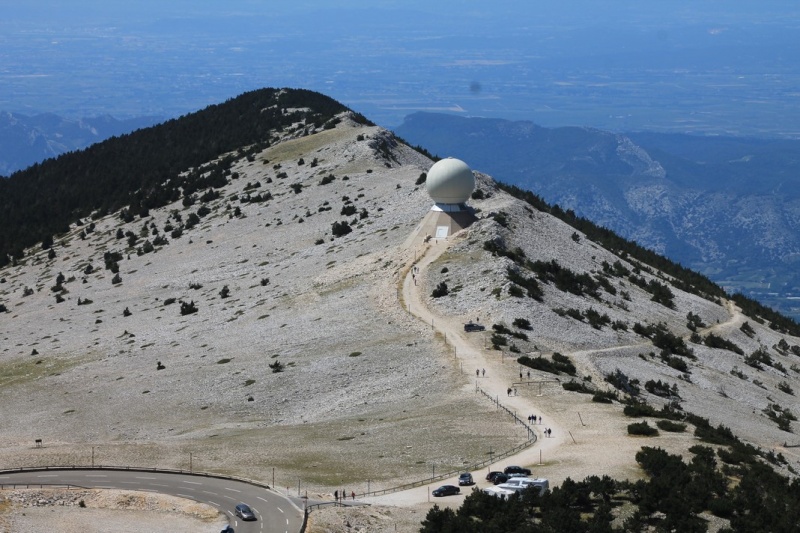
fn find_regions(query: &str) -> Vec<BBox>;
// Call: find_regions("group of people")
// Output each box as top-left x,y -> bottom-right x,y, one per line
333,490 -> 355,502
476,368 -> 486,377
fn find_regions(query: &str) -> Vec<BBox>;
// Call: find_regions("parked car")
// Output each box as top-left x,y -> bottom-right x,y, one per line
432,485 -> 460,497
463,322 -> 485,332
503,465 -> 531,476
491,473 -> 509,485
221,526 -> 235,533
234,503 -> 256,521
486,471 -> 504,482
458,473 -> 474,486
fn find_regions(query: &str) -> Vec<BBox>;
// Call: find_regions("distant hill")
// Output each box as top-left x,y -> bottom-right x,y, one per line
394,111 -> 800,319
0,111 -> 162,176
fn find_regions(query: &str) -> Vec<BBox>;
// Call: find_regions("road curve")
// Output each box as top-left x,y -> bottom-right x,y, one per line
0,468 -> 304,533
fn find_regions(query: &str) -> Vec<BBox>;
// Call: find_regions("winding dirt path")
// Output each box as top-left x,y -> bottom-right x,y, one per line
372,238 -> 741,508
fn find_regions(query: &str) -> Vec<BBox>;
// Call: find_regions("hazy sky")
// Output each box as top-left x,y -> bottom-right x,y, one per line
2,1 -> 799,134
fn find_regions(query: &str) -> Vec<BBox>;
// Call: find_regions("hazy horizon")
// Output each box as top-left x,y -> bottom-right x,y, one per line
2,1 -> 799,136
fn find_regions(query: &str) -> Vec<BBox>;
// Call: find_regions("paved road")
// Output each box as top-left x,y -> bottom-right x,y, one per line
0,468 -> 304,533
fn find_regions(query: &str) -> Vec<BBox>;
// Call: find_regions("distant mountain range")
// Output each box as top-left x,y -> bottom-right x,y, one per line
394,112 -> 800,319
0,111 -> 161,176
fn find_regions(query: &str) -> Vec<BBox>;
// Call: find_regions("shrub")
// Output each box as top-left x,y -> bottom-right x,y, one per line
562,381 -> 593,394
269,360 -> 285,373
431,282 -> 449,298
592,390 -> 618,403
512,318 -> 532,330
628,421 -> 658,436
606,369 -> 640,396
219,285 -> 230,298
778,381 -> 794,395
740,321 -> 756,337
656,419 -> 686,432
332,221 -> 352,238
180,300 -> 198,315
703,333 -> 743,355
508,284 -> 525,297
518,353 -> 576,376
644,379 -> 679,398
744,347 -> 773,370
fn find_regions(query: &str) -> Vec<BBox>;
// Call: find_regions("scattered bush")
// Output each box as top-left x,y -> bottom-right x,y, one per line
180,300 -> 198,315
628,421 -> 658,436
512,318 -> 532,330
606,369 -> 640,396
704,333 -> 743,355
656,419 -> 686,432
431,282 -> 449,298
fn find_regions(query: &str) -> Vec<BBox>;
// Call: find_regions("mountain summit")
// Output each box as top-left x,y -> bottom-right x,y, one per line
2,89 -> 800,531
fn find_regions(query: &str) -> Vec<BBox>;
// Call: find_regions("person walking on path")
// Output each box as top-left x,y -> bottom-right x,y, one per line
334,490 -> 338,502
482,368 -> 485,377
352,491 -> 356,501
477,368 -> 480,377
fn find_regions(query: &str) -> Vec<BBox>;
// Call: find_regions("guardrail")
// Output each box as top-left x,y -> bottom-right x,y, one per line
0,464 -> 274,492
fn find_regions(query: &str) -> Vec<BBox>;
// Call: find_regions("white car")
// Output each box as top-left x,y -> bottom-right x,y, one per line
494,477 -> 549,496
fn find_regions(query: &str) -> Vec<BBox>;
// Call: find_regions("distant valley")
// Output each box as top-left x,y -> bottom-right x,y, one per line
394,112 -> 800,320
0,112 -> 161,176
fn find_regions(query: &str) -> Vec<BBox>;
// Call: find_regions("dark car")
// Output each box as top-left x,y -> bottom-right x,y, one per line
221,527 -> 234,533
432,485 -> 460,497
486,471 -> 504,482
458,473 -> 474,486
234,503 -> 256,521
503,465 -> 531,476
491,473 -> 509,485
464,322 -> 486,332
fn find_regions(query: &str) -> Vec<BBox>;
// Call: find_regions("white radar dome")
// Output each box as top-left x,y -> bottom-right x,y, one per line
426,158 -> 475,204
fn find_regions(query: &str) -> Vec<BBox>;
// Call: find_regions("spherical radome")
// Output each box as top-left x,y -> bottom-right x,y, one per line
426,158 -> 475,204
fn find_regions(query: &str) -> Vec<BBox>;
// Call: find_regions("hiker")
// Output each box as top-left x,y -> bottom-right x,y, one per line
482,368 -> 485,377
527,370 -> 530,379
477,369 -> 480,377
352,491 -> 356,500
334,490 -> 338,501
507,387 -> 512,396
514,387 -> 517,396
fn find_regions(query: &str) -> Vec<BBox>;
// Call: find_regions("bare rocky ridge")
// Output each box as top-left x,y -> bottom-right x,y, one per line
2,114 -> 800,531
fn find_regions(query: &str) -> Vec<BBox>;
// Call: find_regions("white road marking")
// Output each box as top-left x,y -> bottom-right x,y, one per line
181,480 -> 201,485
135,476 -> 157,480
85,474 -> 107,478
277,506 -> 284,513
176,493 -> 194,498
223,495 -> 235,501
203,490 -> 218,495
36,474 -> 58,477
224,487 -> 241,492
258,496 -> 269,502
